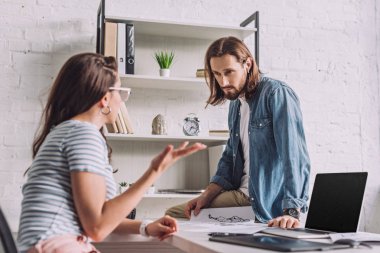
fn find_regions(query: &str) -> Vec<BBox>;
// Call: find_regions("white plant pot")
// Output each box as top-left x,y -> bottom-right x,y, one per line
119,185 -> 129,194
159,69 -> 170,77
146,185 -> 156,195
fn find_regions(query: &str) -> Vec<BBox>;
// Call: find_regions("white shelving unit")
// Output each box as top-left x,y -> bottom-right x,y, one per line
105,16 -> 256,40
105,133 -> 228,147
120,74 -> 206,90
143,193 -> 200,199
97,0 -> 258,204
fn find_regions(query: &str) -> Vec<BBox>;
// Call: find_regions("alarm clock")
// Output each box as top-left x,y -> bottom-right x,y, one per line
183,113 -> 200,136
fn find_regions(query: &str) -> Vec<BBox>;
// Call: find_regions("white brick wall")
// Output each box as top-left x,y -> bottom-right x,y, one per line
0,0 -> 379,234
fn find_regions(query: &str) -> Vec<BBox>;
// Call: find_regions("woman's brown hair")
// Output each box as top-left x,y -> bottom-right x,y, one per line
204,36 -> 260,106
32,53 -> 118,159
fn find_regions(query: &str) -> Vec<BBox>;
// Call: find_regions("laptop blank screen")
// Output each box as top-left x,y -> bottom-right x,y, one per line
305,172 -> 367,232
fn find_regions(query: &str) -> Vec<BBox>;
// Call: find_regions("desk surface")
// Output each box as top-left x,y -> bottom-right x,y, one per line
167,230 -> 379,253
97,228 -> 380,253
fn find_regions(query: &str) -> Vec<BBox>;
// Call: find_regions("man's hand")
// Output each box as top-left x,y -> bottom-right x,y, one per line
184,183 -> 223,218
184,195 -> 211,218
268,215 -> 300,229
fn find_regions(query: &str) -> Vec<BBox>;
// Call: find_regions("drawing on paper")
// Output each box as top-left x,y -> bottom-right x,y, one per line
208,214 -> 250,223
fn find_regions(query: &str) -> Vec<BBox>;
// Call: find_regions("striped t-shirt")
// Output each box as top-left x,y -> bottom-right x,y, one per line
17,120 -> 117,252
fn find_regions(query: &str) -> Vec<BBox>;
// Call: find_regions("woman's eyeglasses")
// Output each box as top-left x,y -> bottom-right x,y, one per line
109,87 -> 131,102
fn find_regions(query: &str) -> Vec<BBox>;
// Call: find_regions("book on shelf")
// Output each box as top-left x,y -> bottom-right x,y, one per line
118,110 -> 128,134
209,130 -> 229,137
104,22 -> 117,58
112,121 -> 119,133
196,68 -> 206,78
114,111 -> 124,134
157,189 -> 205,194
102,106 -> 134,135
103,123 -> 113,134
120,103 -> 134,134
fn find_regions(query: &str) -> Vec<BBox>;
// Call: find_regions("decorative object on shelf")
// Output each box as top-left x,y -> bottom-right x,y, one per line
151,114 -> 167,135
183,113 -> 200,136
154,50 -> 175,77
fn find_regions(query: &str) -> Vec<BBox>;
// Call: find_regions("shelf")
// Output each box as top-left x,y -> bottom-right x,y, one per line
120,74 -> 206,90
105,16 -> 256,40
143,193 -> 200,199
105,133 -> 228,147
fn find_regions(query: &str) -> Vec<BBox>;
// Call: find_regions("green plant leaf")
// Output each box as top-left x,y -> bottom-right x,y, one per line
154,50 -> 175,69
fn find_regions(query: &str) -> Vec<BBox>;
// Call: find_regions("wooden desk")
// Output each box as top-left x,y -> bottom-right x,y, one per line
168,230 -> 380,253
93,233 -> 184,253
95,230 -> 379,253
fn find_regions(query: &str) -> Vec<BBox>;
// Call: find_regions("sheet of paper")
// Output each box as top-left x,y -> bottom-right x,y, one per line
329,232 -> 380,242
178,219 -> 266,233
190,206 -> 255,223
177,206 -> 265,233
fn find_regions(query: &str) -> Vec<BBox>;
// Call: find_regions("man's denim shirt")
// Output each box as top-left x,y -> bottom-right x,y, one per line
210,76 -> 310,223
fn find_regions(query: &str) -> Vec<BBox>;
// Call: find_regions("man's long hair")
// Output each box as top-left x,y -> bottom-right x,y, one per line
204,37 -> 260,106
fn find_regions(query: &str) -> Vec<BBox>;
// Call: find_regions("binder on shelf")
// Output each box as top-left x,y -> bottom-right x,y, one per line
117,23 -> 126,75
104,22 -> 117,58
120,103 -> 134,134
126,24 -> 135,74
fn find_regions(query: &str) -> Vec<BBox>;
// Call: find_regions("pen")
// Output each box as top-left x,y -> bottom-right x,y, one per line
208,232 -> 252,237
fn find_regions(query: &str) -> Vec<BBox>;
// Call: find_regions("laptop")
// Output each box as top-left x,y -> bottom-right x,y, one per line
262,172 -> 368,239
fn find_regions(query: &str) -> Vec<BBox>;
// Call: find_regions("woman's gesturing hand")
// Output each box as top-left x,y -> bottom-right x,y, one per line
149,142 -> 207,173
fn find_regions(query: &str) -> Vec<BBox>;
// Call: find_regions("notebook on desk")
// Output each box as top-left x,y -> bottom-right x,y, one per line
262,172 -> 368,239
209,235 -> 350,252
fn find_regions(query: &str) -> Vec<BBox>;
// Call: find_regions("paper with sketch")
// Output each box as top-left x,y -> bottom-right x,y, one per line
190,206 -> 255,223
178,206 -> 265,233
178,219 -> 266,233
330,232 -> 380,242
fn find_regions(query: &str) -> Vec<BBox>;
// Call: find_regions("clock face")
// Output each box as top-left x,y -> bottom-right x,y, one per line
183,120 -> 200,136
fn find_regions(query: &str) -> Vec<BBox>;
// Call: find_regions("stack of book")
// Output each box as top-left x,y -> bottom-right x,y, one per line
104,21 -> 134,75
103,103 -> 134,134
196,69 -> 206,78
209,130 -> 229,137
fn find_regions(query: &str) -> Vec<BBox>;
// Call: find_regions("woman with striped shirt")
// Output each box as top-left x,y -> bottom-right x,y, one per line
17,53 -> 206,253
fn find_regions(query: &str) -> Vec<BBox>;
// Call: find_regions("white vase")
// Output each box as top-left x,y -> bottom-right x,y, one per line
159,69 -> 170,77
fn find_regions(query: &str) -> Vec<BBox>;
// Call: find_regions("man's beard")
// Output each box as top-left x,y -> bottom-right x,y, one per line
223,84 -> 246,100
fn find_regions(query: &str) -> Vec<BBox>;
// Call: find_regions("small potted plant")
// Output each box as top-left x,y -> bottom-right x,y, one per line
119,181 -> 129,194
154,50 -> 175,77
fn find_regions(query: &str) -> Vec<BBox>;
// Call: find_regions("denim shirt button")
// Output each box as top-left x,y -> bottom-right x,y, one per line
235,133 -> 238,137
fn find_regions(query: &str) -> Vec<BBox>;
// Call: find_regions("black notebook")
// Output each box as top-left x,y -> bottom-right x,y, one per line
209,235 -> 350,252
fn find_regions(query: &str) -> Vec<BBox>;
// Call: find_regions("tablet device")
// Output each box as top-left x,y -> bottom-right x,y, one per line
209,235 -> 350,252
